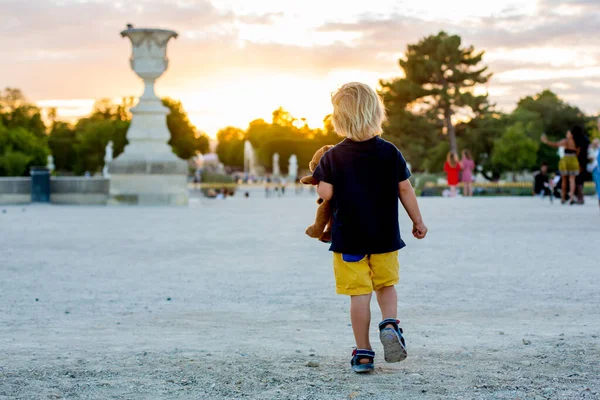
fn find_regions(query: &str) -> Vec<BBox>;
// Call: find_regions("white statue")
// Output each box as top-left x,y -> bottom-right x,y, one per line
109,25 -> 189,205
244,140 -> 257,176
272,152 -> 280,177
288,154 -> 298,181
47,155 -> 55,172
103,141 -> 113,178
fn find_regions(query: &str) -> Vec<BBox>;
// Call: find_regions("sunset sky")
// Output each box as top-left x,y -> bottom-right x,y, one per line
1,0 -> 599,137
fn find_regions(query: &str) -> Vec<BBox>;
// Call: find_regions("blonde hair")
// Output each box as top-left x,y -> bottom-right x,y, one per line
331,82 -> 386,141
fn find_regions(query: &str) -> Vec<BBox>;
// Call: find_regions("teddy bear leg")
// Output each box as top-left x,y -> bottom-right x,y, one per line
319,216 -> 333,242
305,201 -> 331,239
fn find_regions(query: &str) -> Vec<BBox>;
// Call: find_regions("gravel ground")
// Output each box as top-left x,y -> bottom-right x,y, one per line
1,195 -> 599,400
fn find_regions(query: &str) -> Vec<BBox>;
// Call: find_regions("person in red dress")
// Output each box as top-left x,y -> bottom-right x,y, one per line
444,152 -> 461,197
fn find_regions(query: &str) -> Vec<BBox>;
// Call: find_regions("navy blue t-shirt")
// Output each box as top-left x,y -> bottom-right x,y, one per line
312,136 -> 411,254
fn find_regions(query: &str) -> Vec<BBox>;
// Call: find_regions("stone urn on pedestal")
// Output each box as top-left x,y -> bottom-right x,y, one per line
109,25 -> 188,205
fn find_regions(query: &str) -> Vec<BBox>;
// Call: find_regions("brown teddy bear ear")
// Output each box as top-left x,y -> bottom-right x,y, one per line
300,176 -> 317,185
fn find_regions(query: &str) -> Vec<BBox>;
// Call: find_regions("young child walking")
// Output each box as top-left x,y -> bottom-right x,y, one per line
312,82 -> 428,373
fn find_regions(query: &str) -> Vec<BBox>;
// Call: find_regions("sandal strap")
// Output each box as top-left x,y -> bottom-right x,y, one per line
378,318 -> 400,332
351,348 -> 375,366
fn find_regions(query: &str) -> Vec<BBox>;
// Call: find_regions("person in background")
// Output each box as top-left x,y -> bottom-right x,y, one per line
571,125 -> 590,204
533,162 -> 553,203
281,177 -> 287,196
460,150 -> 475,197
444,152 -> 461,197
265,175 -> 272,198
588,138 -> 600,209
541,131 -> 579,204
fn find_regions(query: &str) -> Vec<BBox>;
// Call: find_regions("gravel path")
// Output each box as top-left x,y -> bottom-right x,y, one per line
1,195 -> 599,399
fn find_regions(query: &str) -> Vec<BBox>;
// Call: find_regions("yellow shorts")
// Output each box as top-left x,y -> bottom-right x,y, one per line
332,251 -> 399,295
558,155 -> 580,176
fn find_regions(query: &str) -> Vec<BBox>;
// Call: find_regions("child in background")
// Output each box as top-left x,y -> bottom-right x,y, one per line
460,150 -> 475,197
444,152 -> 461,197
312,82 -> 427,373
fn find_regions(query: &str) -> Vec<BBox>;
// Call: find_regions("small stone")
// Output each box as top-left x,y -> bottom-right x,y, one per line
48,394 -> 61,399
2,210 -> 6,214
235,380 -> 242,385
206,353 -> 212,356
35,298 -> 39,302
295,350 -> 301,353
559,333 -> 564,336
166,379 -> 175,383
166,297 -> 171,301
498,331 -> 505,335
522,339 -> 531,345
309,353 -> 315,357
309,348 -> 315,352
64,311 -> 70,314
348,391 -> 360,399
306,361 -> 319,367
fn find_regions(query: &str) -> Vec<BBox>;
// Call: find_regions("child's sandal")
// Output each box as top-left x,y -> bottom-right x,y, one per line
350,348 -> 375,373
378,318 -> 407,363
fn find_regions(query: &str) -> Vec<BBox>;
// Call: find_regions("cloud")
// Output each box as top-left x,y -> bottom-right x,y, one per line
237,12 -> 284,25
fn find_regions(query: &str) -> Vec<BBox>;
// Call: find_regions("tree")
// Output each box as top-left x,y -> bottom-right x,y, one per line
0,88 -> 46,137
491,122 -> 539,180
380,31 -> 491,154
511,90 -> 587,170
458,111 -> 508,180
163,98 -> 210,159
216,126 -> 245,168
0,123 -> 50,176
48,122 -> 77,172
382,109 -> 439,172
72,118 -> 129,175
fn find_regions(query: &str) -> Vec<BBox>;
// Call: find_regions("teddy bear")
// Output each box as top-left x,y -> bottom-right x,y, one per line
300,145 -> 335,242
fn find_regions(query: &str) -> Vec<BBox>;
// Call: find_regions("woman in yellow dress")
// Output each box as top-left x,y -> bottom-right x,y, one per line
541,130 -> 580,204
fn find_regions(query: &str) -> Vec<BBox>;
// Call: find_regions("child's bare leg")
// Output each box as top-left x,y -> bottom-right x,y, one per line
376,285 -> 397,328
350,294 -> 372,356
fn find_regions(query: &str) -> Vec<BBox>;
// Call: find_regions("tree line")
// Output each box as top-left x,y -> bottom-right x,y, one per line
217,32 -> 598,179
2,31 -> 598,179
0,88 -> 209,176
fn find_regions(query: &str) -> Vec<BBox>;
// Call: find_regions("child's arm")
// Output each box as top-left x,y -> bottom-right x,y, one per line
398,180 -> 427,239
317,181 -> 333,201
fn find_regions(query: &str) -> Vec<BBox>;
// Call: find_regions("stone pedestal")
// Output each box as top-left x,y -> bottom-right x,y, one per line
109,25 -> 188,206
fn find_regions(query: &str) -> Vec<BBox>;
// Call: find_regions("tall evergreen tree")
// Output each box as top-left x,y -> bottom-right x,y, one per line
381,31 -> 491,154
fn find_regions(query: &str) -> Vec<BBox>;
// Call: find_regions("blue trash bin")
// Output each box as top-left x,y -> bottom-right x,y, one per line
30,167 -> 50,203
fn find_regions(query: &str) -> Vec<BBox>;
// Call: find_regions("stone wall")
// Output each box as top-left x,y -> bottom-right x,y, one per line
0,178 -> 31,204
0,177 -> 110,205
50,177 -> 109,205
